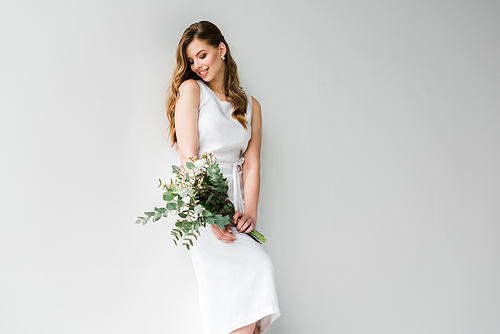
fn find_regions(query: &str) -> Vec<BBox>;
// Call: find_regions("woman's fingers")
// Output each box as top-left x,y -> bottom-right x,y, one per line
244,222 -> 255,233
233,210 -> 243,224
236,218 -> 248,232
211,224 -> 235,243
211,213 -> 257,241
236,215 -> 255,233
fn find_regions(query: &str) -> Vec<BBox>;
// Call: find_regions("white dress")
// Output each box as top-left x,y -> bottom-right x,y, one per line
190,79 -> 281,334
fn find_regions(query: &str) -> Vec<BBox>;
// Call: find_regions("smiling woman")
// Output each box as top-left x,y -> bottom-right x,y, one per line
163,21 -> 281,334
186,39 -> 224,83
166,22 -> 249,147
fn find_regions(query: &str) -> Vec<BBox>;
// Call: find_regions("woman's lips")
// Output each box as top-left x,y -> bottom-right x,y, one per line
199,68 -> 208,77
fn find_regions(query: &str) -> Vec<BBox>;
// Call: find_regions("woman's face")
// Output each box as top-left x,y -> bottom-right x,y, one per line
185,38 -> 225,82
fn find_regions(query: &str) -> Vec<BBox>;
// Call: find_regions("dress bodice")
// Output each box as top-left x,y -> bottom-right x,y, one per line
196,79 -> 252,164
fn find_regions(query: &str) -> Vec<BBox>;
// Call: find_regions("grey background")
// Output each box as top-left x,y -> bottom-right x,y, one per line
1,0 -> 499,333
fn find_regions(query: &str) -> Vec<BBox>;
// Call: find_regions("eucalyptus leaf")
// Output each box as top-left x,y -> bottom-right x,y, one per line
172,165 -> 181,173
163,192 -> 175,201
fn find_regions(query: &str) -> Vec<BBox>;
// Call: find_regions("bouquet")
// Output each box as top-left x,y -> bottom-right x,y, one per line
135,153 -> 266,250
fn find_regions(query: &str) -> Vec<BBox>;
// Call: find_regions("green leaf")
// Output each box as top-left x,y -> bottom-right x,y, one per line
163,192 -> 175,201
143,216 -> 151,225
194,205 -> 203,214
214,220 -> 226,229
144,211 -> 155,217
178,213 -> 187,218
186,161 -> 195,169
183,243 -> 190,250
205,216 -> 214,225
177,199 -> 185,207
203,210 -> 212,217
172,165 -> 181,174
166,202 -> 177,210
173,239 -> 177,246
135,219 -> 142,224
153,213 -> 162,222
163,211 -> 169,218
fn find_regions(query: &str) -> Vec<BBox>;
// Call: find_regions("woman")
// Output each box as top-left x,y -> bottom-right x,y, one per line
166,21 -> 281,334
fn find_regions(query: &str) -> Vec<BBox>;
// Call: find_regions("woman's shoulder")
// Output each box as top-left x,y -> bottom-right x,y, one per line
179,79 -> 200,94
250,96 -> 260,109
248,95 -> 261,116
178,79 -> 201,102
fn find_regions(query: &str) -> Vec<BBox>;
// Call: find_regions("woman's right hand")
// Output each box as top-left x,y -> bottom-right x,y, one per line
211,224 -> 236,243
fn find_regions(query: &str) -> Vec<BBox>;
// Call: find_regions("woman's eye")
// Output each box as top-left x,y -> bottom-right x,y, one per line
200,54 -> 206,59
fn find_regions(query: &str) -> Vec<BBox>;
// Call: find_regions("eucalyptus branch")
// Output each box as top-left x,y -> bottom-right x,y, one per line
136,153 -> 266,249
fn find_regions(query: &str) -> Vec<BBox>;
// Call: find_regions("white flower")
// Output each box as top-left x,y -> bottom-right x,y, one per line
194,159 -> 206,168
193,159 -> 207,176
178,186 -> 194,198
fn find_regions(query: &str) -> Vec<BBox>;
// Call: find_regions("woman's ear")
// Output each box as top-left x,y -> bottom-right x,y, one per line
219,42 -> 227,58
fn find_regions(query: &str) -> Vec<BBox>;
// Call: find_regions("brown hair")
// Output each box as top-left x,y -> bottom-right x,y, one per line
166,21 -> 248,147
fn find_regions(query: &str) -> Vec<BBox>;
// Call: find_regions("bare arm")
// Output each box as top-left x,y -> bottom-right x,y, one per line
175,79 -> 235,242
175,79 -> 200,170
235,96 -> 262,233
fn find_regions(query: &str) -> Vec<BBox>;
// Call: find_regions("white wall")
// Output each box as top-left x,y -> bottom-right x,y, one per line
1,1 -> 499,333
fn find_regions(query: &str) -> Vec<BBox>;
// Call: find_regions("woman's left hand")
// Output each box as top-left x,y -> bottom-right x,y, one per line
233,211 -> 256,234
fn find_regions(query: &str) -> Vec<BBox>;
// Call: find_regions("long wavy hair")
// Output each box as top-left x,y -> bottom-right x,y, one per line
166,21 -> 248,147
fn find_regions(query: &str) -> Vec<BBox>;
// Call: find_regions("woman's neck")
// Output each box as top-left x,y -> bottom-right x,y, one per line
206,64 -> 225,96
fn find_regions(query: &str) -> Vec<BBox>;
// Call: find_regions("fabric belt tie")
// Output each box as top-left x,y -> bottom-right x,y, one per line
219,158 -> 245,213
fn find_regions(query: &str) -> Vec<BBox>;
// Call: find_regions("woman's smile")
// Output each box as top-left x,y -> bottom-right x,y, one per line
198,68 -> 209,77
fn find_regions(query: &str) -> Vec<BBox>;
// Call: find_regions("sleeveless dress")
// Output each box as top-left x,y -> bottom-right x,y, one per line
190,79 -> 281,334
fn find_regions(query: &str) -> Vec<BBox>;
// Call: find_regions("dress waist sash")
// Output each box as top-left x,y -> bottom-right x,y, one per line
218,158 -> 245,213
